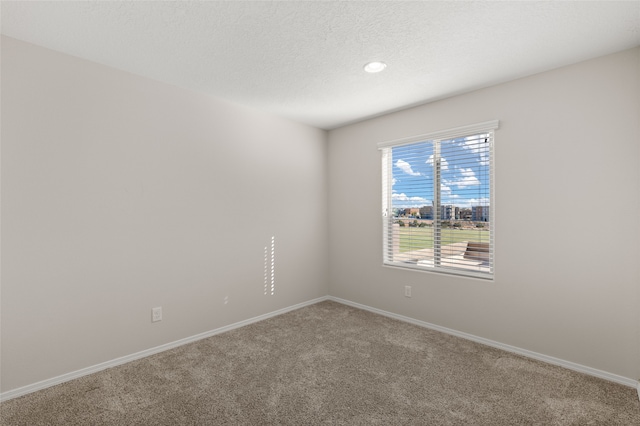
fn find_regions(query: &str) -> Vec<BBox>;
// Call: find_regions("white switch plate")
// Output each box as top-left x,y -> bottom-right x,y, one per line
404,286 -> 412,297
152,307 -> 162,322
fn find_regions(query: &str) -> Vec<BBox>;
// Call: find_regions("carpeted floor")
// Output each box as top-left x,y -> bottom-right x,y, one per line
1,300 -> 639,425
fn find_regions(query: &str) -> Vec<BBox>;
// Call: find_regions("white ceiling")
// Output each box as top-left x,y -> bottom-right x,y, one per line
2,1 -> 639,130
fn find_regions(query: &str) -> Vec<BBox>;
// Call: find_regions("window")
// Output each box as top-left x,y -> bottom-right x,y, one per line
379,120 -> 498,279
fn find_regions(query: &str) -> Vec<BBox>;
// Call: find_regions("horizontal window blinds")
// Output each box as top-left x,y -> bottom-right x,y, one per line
380,121 -> 497,279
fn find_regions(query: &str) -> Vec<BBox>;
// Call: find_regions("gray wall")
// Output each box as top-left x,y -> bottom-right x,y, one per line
328,48 -> 640,381
1,36 -> 329,392
2,35 -> 639,395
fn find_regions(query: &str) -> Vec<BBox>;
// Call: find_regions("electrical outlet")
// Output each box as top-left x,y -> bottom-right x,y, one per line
404,285 -> 412,297
152,307 -> 162,322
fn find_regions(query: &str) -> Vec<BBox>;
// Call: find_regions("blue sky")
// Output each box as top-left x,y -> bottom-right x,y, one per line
391,135 -> 491,209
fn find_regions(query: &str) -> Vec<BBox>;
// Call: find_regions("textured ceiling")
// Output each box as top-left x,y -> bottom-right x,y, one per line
2,1 -> 639,129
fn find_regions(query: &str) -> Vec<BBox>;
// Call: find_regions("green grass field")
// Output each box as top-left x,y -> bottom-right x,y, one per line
398,227 -> 489,252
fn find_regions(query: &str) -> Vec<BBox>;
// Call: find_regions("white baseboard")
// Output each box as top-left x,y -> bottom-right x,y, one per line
3,295 -> 638,402
0,296 -> 330,402
328,296 -> 640,390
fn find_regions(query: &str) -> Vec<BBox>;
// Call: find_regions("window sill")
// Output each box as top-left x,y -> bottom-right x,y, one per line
382,261 -> 494,281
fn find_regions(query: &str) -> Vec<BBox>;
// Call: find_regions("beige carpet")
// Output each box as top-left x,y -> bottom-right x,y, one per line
1,300 -> 639,425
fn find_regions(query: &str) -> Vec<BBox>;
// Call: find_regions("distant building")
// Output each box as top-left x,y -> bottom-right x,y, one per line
419,205 -> 433,219
404,208 -> 420,217
472,205 -> 489,222
440,205 -> 459,220
459,208 -> 472,220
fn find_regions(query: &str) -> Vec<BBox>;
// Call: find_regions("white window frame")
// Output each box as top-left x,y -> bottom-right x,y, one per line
378,120 -> 498,280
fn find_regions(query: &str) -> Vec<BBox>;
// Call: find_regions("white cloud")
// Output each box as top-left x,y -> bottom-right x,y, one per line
469,198 -> 490,205
392,193 -> 428,203
451,197 -> 490,208
461,135 -> 490,166
426,155 -> 449,170
392,193 -> 430,208
442,168 -> 480,189
395,159 -> 421,176
438,184 -> 453,204
452,168 -> 481,189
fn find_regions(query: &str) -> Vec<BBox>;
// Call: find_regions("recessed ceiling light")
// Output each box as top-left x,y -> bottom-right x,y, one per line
364,61 -> 387,73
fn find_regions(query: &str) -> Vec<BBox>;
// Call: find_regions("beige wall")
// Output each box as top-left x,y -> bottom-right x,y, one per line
1,36 -> 329,392
2,35 -> 639,395
328,48 -> 640,381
